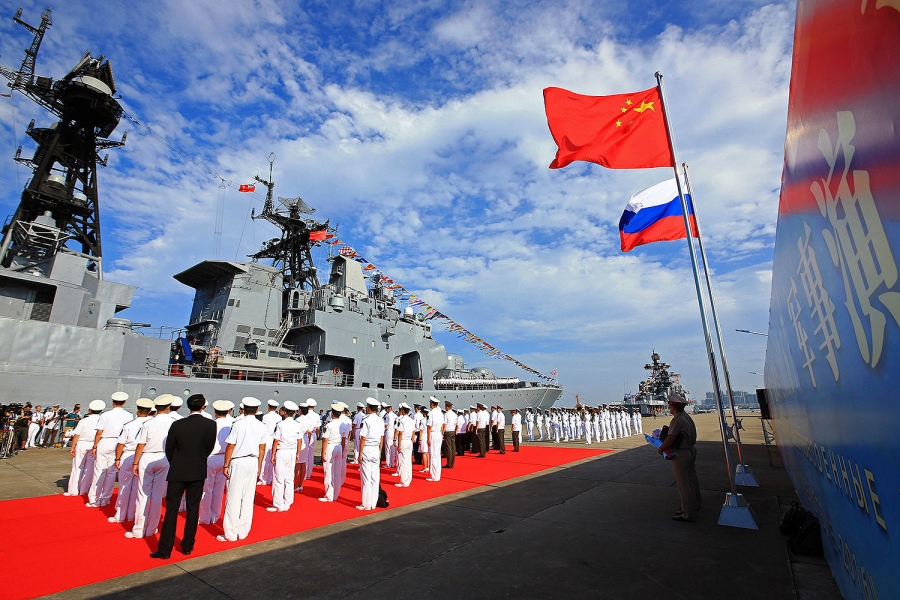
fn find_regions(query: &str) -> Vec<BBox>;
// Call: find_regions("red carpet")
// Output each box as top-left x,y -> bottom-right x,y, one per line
0,446 -> 608,599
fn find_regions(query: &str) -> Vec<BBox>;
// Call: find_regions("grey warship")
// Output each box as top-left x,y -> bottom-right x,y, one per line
0,9 -> 562,412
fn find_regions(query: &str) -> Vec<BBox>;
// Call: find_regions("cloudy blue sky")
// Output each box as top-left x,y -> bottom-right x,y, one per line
0,0 -> 794,404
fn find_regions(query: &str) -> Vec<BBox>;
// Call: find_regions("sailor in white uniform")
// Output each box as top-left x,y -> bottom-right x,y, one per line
199,400 -> 235,524
584,408 -> 592,444
426,397 -> 444,481
127,394 -> 176,538
27,406 -> 42,448
357,398 -> 384,510
394,403 -> 415,487
510,408 -> 522,451
259,399 -> 281,485
303,399 -> 319,480
319,403 -> 347,502
64,400 -> 104,497
525,408 -> 535,442
218,397 -> 267,542
383,404 -> 397,469
352,402 -> 365,464
108,398 -> 153,523
267,400 -> 302,512
337,403 -> 352,488
88,392 -> 134,507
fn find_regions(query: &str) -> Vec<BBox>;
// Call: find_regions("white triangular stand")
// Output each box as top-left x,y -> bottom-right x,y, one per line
734,463 -> 760,487
718,492 -> 759,530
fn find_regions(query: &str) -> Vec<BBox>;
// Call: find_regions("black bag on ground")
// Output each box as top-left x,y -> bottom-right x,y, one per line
790,512 -> 824,556
779,501 -> 808,536
376,486 -> 389,508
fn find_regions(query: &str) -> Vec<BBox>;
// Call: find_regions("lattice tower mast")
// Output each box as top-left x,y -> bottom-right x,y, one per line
248,154 -> 329,294
0,8 -> 125,276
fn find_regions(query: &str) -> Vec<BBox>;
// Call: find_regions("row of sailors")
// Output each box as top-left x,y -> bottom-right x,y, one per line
62,392 -> 517,547
433,377 -> 520,387
522,406 -> 644,443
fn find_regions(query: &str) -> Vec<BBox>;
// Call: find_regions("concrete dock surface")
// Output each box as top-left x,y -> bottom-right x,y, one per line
1,413 -> 843,599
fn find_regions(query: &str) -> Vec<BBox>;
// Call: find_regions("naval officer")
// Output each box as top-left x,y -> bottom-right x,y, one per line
259,399 -> 281,485
442,400 -> 456,468
218,397 -> 267,542
109,398 -> 154,523
357,398 -> 384,510
426,397 -> 444,481
268,400 -> 302,512
127,394 -> 176,539
319,402 -> 347,503
394,403 -> 415,487
510,408 -> 522,452
88,392 -> 133,507
199,400 -> 235,524
64,400 -> 104,497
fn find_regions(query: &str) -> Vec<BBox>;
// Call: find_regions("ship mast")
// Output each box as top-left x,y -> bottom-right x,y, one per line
0,8 -> 126,276
248,153 -> 332,295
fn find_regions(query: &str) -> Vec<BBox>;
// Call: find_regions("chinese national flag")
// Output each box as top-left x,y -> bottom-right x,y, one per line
309,230 -> 328,241
543,87 -> 674,169
238,184 -> 255,192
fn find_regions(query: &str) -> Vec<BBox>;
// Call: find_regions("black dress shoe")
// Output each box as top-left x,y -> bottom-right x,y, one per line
149,550 -> 171,559
182,549 -> 193,556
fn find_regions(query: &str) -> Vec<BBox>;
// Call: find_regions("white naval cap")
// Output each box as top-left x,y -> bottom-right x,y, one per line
357,402 -> 365,408
306,398 -> 317,407
111,391 -> 129,402
88,399 -> 106,412
154,394 -> 175,407
366,397 -> 380,408
428,395 -> 439,404
330,402 -> 342,411
283,400 -> 299,411
337,402 -> 349,411
267,399 -> 279,407
213,400 -> 235,412
470,405 -> 476,409
398,402 -> 411,410
242,397 -> 261,408
135,398 -> 154,409
381,402 -> 389,408
170,397 -> 183,408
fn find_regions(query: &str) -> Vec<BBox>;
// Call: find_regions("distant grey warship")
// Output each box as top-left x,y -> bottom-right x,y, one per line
0,8 -> 562,412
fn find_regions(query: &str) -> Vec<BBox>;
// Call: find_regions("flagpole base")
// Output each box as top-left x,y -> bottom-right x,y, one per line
734,463 -> 759,487
717,493 -> 759,530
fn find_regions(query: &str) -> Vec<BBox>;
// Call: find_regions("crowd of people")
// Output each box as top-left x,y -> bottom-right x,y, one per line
0,403 -> 83,455
55,392 -> 537,559
523,405 -> 644,443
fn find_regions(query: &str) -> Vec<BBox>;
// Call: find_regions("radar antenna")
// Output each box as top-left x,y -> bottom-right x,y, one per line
249,153 -> 332,293
0,8 -> 126,276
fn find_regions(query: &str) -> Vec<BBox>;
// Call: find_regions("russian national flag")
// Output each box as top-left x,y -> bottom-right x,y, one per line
618,178 -> 697,252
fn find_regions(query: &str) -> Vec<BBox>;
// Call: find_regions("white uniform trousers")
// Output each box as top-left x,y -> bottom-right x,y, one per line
271,448 -> 296,510
359,446 -> 381,510
111,452 -> 138,522
27,423 -> 40,448
428,432 -> 443,481
397,439 -> 413,486
338,444 -> 348,488
553,423 -> 561,443
384,438 -> 395,468
321,443 -> 343,501
67,441 -> 95,495
304,434 -> 316,479
131,452 -> 169,537
222,456 -> 257,541
260,441 -> 274,484
353,431 -> 361,463
199,454 -> 226,524
89,438 -> 119,505
584,424 -> 592,444
526,422 -> 534,441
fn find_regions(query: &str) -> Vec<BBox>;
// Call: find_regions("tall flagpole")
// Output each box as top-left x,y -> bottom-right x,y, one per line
654,72 -> 757,529
682,163 -> 759,487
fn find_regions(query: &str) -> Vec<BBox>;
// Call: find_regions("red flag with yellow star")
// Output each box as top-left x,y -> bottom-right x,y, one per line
543,86 -> 674,169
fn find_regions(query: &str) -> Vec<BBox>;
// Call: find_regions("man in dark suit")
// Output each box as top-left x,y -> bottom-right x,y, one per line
151,394 -> 216,559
